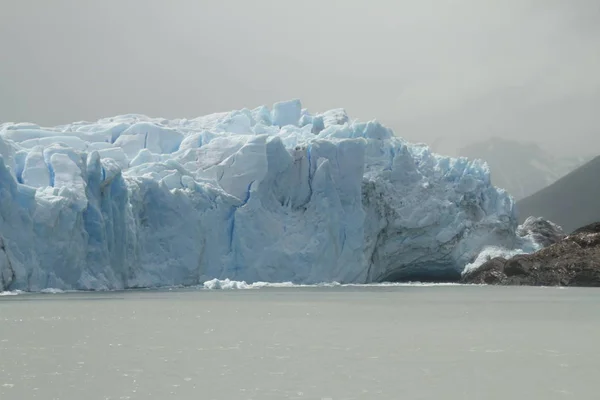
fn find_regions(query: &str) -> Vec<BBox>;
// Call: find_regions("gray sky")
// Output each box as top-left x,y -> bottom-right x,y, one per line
1,0 -> 599,156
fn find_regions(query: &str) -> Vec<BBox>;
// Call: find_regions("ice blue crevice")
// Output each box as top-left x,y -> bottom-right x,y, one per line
311,116 -> 325,134
340,230 -> 347,253
83,157 -> 105,257
14,152 -> 26,184
383,146 -> 395,172
109,124 -> 127,144
106,175 -> 129,284
306,144 -> 314,203
225,179 -> 256,278
241,180 -> 254,206
43,155 -> 56,187
227,180 -> 255,251
83,205 -> 104,247
226,208 -> 236,251
111,130 -> 120,143
170,137 -> 182,154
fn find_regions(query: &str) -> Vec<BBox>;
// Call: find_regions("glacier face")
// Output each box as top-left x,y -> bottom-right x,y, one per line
0,100 -> 537,291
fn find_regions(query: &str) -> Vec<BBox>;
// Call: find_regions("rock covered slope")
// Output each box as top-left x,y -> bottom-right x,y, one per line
0,100 -> 544,291
461,222 -> 600,286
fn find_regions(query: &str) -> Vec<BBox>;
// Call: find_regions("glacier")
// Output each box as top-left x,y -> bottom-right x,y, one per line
0,99 -> 542,291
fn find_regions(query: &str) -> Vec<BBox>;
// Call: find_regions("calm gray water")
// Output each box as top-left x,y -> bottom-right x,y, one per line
1,285 -> 599,400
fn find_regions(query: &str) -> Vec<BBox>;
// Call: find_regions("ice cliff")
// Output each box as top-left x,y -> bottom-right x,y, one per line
0,100 -> 541,291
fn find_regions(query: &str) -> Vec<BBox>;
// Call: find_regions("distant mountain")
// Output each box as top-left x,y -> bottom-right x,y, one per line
458,138 -> 589,200
516,156 -> 600,233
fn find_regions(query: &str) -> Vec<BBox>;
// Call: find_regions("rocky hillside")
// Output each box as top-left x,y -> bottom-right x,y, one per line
461,222 -> 600,287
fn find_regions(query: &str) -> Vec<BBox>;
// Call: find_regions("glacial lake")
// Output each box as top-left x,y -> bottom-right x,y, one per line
1,284 -> 599,399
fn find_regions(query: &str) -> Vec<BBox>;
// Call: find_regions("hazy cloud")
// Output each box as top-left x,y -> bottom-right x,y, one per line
1,0 -> 599,156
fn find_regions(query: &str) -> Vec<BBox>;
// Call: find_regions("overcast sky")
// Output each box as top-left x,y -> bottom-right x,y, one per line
1,0 -> 599,156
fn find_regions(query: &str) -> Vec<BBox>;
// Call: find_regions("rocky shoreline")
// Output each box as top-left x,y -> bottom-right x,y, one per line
461,222 -> 600,287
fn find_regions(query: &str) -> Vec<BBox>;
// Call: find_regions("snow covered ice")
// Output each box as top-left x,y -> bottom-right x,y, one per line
0,100 -> 543,291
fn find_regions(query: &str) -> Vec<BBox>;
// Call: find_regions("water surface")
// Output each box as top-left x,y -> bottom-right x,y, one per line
1,285 -> 599,399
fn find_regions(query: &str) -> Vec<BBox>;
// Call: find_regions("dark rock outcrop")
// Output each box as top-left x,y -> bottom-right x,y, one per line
461,222 -> 600,287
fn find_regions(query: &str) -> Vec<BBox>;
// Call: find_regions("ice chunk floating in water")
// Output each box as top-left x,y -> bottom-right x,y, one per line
0,100 -> 543,291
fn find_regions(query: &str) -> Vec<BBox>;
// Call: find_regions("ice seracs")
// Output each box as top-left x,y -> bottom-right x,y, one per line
0,100 -> 543,291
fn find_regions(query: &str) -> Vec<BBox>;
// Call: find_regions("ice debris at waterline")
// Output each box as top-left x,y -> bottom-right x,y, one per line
0,100 -> 544,291
201,279 -> 463,290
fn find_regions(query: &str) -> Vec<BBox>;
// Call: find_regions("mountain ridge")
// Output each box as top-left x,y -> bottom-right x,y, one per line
516,155 -> 600,233
458,137 -> 589,201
